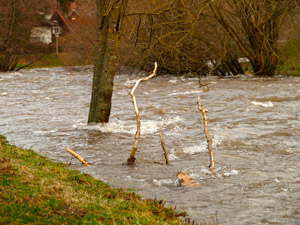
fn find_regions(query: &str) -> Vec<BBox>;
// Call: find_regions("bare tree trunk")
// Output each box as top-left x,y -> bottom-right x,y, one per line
88,0 -> 128,123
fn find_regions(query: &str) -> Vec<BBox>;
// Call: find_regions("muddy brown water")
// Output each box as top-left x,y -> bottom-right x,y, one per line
0,66 -> 300,224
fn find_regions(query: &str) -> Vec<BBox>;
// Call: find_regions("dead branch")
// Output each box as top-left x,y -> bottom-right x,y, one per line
159,126 -> 170,165
177,171 -> 200,187
66,146 -> 91,167
127,62 -> 158,165
197,96 -> 215,174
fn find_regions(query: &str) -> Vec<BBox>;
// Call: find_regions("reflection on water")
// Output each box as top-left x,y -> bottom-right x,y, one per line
1,67 -> 300,224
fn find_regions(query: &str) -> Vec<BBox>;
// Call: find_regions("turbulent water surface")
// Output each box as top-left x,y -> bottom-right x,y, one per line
1,66 -> 300,224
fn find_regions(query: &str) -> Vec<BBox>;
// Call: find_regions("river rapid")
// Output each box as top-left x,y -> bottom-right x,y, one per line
0,66 -> 300,224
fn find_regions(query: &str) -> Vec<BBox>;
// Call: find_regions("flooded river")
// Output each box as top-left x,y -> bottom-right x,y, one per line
0,66 -> 300,224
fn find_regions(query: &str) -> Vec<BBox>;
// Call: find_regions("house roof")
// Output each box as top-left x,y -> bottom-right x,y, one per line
43,0 -> 73,32
51,9 -> 73,32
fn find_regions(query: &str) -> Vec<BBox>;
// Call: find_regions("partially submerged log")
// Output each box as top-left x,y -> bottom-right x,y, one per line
177,171 -> 200,187
159,126 -> 170,165
66,147 -> 91,167
127,62 -> 158,165
197,96 -> 215,174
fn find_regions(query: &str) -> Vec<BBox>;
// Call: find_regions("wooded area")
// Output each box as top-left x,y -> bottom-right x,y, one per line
67,0 -> 300,77
1,0 -> 299,75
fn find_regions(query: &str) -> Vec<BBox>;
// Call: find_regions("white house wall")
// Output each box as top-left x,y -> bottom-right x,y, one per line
30,27 -> 52,44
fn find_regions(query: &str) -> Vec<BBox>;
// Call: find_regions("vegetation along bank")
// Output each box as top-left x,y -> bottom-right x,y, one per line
0,135 -> 188,224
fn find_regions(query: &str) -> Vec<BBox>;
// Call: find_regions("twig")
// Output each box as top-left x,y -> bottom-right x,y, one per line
197,96 -> 215,174
127,62 -> 158,165
66,147 -> 91,167
159,126 -> 170,165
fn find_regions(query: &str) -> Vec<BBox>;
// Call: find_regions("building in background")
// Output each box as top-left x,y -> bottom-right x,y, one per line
30,0 -> 76,44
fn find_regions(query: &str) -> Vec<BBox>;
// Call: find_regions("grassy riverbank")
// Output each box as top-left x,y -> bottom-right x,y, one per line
0,135 -> 186,224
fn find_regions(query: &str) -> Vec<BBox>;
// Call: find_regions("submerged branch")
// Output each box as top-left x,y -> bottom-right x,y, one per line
159,126 -> 170,165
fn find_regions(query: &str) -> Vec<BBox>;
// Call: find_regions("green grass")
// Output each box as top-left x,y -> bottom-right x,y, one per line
0,135 -> 187,224
16,53 -> 65,70
277,39 -> 300,76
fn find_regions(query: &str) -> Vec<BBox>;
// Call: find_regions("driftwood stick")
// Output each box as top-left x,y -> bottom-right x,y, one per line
177,171 -> 200,187
66,147 -> 91,167
197,96 -> 215,174
127,62 -> 158,165
159,126 -> 170,165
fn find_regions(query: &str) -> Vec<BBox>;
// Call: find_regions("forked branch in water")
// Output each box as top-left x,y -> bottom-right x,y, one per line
127,62 -> 158,165
197,96 -> 215,174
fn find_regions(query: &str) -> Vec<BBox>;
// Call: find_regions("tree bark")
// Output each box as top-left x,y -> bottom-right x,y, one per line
88,0 -> 128,123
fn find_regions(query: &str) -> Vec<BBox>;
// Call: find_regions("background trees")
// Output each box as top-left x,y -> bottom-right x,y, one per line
0,0 -> 49,72
208,0 -> 296,76
84,0 -> 300,122
64,0 -> 300,77
1,0 -> 299,75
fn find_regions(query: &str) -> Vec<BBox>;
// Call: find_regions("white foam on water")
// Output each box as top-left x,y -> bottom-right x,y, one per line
140,120 -> 160,134
31,90 -> 42,94
168,148 -> 178,160
251,101 -> 274,108
168,79 -> 177,84
34,130 -> 57,135
201,168 -> 211,174
153,179 -> 174,187
10,72 -> 23,77
73,121 -> 136,134
223,169 -> 240,177
115,90 -> 130,96
274,178 -> 281,183
124,78 -> 138,88
183,143 -> 207,154
168,90 -> 203,96
1,92 -> 7,96
161,116 -> 183,126
72,119 -> 159,135
182,133 -> 222,155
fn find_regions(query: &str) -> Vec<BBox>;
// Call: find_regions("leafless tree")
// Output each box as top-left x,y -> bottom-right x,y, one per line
209,0 -> 298,76
0,0 -> 49,71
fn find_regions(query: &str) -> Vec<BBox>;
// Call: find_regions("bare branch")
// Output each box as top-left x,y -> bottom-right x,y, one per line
127,62 -> 158,165
66,147 -> 91,167
197,96 -> 215,174
159,126 -> 170,165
